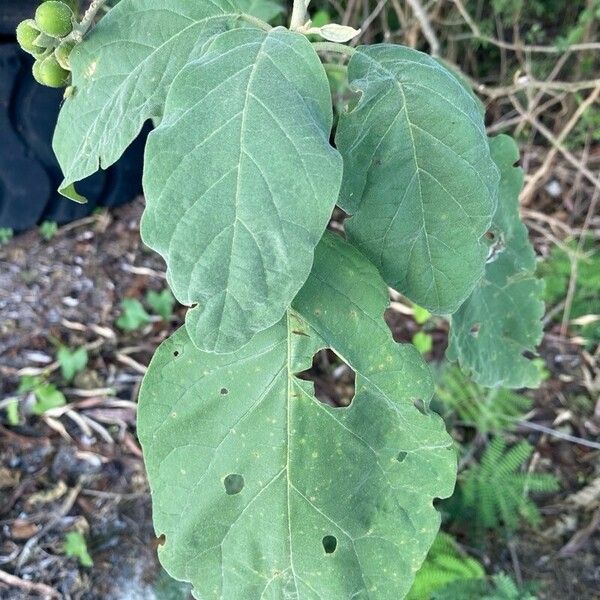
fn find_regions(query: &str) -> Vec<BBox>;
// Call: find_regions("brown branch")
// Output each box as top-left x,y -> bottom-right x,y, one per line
0,570 -> 61,599
516,86 -> 600,201
405,0 -> 441,56
451,0 -> 600,54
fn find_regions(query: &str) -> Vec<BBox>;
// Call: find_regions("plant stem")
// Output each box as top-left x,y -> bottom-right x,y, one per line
312,42 -> 357,58
322,63 -> 348,77
68,0 -> 110,42
290,0 -> 308,30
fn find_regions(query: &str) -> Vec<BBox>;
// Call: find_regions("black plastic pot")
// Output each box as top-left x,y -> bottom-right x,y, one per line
0,2 -> 146,232
0,1 -> 39,36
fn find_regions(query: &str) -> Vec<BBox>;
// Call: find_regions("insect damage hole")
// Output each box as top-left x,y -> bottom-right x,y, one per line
223,473 -> 244,495
396,451 -> 408,463
220,387 -> 229,395
322,535 -> 337,554
296,349 -> 356,408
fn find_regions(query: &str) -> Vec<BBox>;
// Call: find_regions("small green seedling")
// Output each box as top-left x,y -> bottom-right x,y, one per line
146,289 -> 176,320
116,298 -> 151,331
57,346 -> 88,382
412,303 -> 432,325
64,531 -> 93,567
19,375 -> 67,415
412,331 -> 433,355
0,228 -> 13,246
5,399 -> 20,426
39,221 -> 58,240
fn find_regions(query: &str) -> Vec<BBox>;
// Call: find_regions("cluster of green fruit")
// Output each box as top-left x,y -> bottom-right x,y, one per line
16,1 -> 79,89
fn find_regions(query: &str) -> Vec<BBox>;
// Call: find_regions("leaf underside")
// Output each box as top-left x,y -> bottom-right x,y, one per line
138,233 -> 456,600
447,135 -> 545,388
141,27 -> 342,353
335,45 -> 499,315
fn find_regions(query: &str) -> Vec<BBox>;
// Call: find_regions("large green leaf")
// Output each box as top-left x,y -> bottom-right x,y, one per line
236,0 -> 284,21
138,233 -> 456,600
141,28 -> 342,353
448,135 -> 544,388
52,0 -> 257,200
335,45 -> 499,314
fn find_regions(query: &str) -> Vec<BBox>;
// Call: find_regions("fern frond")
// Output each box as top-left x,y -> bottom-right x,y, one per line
433,572 -> 538,600
436,367 -> 532,434
455,437 -> 559,537
407,533 -> 485,600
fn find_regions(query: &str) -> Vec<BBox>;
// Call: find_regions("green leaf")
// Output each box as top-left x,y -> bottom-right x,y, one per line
64,531 -> 94,567
447,135 -> 545,388
138,233 -> 456,599
39,221 -> 58,241
18,375 -> 43,393
32,383 -> 67,415
146,289 -> 176,321
53,0 -> 254,199
413,304 -> 432,325
335,45 -> 499,314
141,28 -> 342,353
116,298 -> 151,331
57,346 -> 88,382
5,400 -> 20,426
412,331 -> 433,355
236,0 -> 284,21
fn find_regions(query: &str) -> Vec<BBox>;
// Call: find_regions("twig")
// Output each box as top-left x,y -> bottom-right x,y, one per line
353,0 -> 390,46
16,485 -> 82,571
516,86 -> 600,201
518,421 -> 600,450
405,0 -> 440,55
451,0 -> 600,54
507,539 -> 523,587
561,185 -> 599,336
0,570 -> 60,599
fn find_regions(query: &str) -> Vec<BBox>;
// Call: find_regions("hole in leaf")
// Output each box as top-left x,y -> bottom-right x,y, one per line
296,349 -> 356,408
328,207 -> 350,232
413,398 -> 428,415
224,474 -> 244,495
173,350 -> 179,357
396,451 -> 408,463
322,535 -> 337,554
156,534 -> 166,547
485,230 -> 496,241
220,388 -> 229,395
470,323 -> 480,337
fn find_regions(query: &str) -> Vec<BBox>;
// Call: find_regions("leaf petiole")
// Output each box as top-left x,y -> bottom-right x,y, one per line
312,41 -> 357,57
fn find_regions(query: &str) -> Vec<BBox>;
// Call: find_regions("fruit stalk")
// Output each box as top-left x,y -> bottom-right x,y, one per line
67,0 -> 110,42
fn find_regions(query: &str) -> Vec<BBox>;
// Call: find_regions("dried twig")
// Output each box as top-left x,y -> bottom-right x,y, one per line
451,0 -> 600,54
0,569 -> 61,599
405,0 -> 440,56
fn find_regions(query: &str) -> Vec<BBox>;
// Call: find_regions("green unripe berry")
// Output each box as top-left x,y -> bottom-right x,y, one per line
32,60 -> 45,86
44,0 -> 80,14
16,20 -> 45,56
33,55 -> 71,88
55,41 -> 75,70
35,1 -> 74,38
